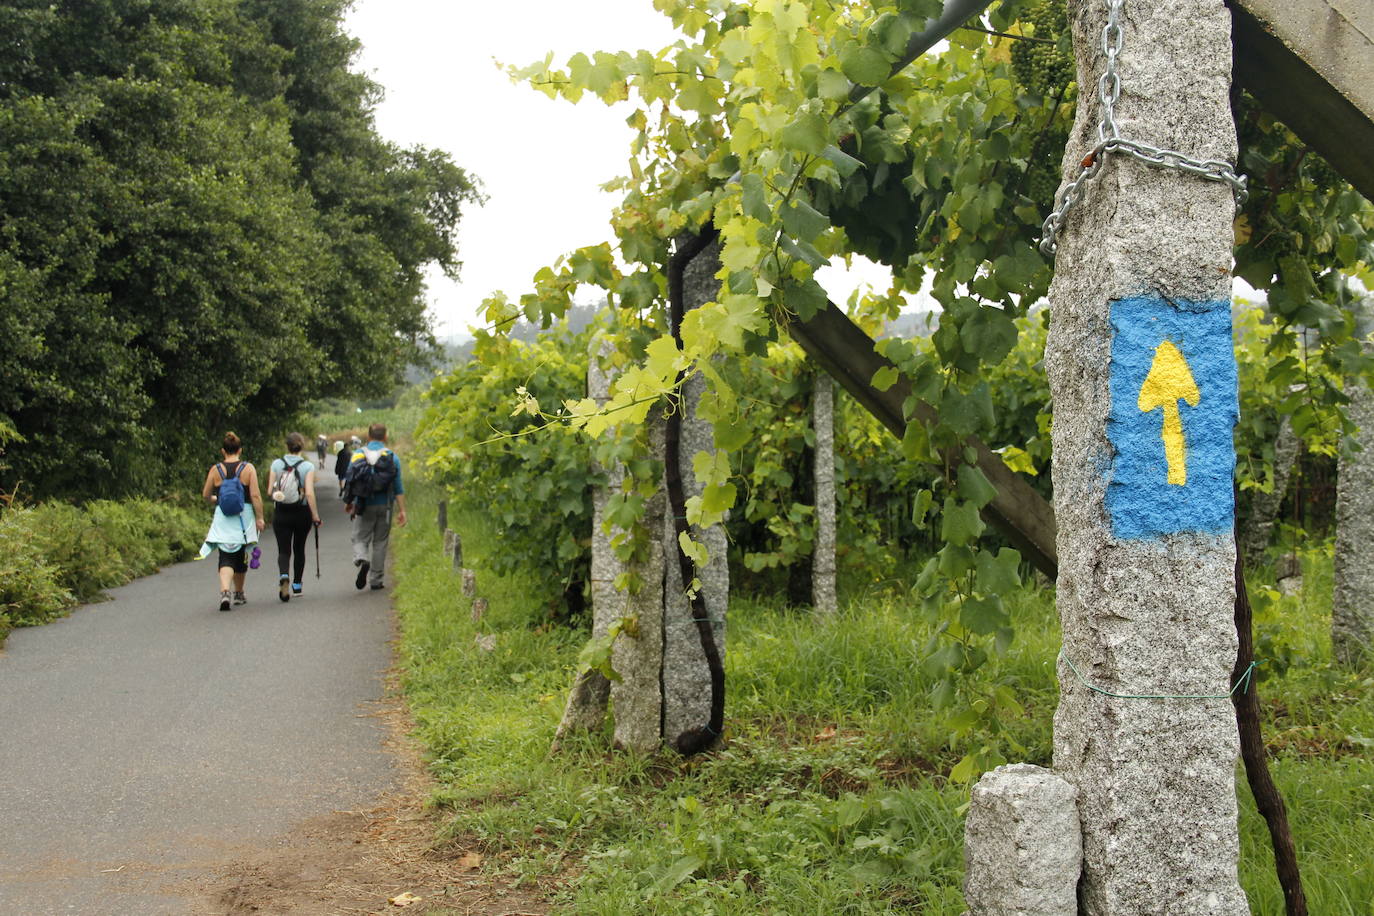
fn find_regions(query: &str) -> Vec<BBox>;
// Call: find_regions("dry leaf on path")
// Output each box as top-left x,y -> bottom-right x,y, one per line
388,891 -> 422,907
814,725 -> 837,740
458,851 -> 483,869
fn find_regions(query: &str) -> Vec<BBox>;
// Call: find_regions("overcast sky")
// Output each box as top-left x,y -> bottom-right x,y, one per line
343,0 -> 894,338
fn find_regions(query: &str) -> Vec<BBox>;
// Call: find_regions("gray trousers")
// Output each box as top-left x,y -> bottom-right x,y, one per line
351,502 -> 392,585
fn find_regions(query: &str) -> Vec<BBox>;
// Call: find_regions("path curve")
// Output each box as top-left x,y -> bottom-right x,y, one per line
0,472 -> 397,914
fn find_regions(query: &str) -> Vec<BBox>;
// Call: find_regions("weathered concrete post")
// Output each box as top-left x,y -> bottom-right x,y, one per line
662,239 -> 730,745
437,499 -> 447,535
461,568 -> 476,597
812,373 -> 838,616
1332,295 -> 1374,664
1045,0 -> 1247,911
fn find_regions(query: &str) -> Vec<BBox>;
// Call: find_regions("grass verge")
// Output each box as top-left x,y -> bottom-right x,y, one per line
392,482 -> 1374,914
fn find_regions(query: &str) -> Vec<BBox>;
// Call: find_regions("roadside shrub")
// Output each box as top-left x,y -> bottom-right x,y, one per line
0,509 -> 75,634
0,498 -> 203,644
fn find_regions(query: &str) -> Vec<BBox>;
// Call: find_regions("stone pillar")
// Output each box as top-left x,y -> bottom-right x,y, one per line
1045,0 -> 1247,912
662,239 -> 730,745
612,417 -> 667,753
1332,295 -> 1374,664
812,373 -> 838,616
963,764 -> 1081,916
1238,412 -> 1297,569
555,338 -> 626,743
443,529 -> 463,570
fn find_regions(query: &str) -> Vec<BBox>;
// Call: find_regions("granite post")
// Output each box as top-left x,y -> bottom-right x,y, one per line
611,417 -> 667,753
812,373 -> 838,616
963,764 -> 1081,916
662,238 -> 730,745
1332,295 -> 1374,664
555,338 -> 627,743
1045,0 -> 1247,911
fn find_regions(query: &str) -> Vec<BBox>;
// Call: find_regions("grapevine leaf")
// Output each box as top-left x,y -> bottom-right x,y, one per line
840,46 -> 890,86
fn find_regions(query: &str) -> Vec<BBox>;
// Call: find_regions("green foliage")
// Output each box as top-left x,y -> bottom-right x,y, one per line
0,0 -> 482,501
417,328 -> 597,620
0,497 -> 202,644
392,485 -> 1374,914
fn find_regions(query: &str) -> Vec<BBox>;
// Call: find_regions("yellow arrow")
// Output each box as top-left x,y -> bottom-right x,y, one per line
1137,340 -> 1200,485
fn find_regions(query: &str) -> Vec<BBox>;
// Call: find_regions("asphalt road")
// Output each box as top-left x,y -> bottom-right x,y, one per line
0,473 -> 398,914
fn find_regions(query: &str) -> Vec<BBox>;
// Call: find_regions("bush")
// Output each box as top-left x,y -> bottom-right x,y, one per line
0,510 -> 74,638
0,498 -> 203,644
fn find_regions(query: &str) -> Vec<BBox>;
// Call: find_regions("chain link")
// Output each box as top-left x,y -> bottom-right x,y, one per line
1040,0 -> 1247,256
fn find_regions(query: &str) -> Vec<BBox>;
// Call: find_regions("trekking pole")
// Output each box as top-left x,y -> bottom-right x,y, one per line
314,521 -> 321,579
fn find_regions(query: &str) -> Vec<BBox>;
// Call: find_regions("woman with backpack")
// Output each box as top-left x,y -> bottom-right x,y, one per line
199,432 -> 265,612
268,432 -> 322,602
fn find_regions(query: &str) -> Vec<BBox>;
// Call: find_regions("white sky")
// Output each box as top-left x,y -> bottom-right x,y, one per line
343,0 -> 895,339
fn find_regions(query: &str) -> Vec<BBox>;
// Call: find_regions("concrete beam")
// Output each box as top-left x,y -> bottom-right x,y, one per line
1232,0 -> 1374,201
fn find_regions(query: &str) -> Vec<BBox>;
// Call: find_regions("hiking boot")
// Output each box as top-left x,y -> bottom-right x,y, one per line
233,591 -> 247,606
370,581 -> 384,591
279,575 -> 291,603
219,590 -> 232,612
355,560 -> 370,590
291,582 -> 303,597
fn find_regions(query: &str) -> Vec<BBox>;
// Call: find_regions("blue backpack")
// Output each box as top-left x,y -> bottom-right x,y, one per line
345,448 -> 397,504
216,462 -> 247,515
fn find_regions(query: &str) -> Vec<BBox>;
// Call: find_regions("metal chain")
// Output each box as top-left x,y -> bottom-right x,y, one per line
1039,0 -> 1247,256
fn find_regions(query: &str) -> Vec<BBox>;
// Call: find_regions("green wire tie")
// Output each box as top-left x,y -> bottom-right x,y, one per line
1060,650 -> 1257,700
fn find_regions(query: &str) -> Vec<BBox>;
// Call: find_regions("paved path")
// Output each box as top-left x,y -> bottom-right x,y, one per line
0,475 -> 398,914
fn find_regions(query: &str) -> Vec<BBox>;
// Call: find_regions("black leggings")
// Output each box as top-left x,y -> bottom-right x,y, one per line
272,503 -> 313,582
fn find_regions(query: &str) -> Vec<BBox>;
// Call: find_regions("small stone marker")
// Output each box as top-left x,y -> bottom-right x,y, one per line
963,764 -> 1081,916
471,597 -> 487,623
474,633 -> 496,653
450,532 -> 463,570
461,568 -> 476,596
442,528 -> 457,561
437,499 -> 447,535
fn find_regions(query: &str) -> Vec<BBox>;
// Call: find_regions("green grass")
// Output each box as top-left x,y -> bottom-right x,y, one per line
392,483 -> 1374,914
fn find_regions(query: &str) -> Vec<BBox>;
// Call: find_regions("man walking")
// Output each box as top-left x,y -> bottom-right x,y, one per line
343,423 -> 408,590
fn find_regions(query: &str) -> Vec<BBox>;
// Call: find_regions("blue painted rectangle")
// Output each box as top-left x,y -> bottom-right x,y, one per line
1106,295 -> 1238,540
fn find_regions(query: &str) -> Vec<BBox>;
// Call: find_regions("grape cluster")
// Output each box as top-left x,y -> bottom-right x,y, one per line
1304,156 -> 1342,194
1009,0 -> 1073,97
1026,166 -> 1061,204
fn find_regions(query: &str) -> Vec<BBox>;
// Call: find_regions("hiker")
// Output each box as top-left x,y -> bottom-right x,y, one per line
268,432 -> 322,602
199,432 -> 265,612
343,423 -> 407,591
315,433 -> 328,463
334,435 -> 359,499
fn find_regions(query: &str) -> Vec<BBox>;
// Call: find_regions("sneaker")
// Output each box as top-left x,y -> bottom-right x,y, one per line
291,582 -> 303,597
279,575 -> 291,603
369,581 -> 384,591
219,590 -> 232,612
355,560 -> 370,590
233,591 -> 247,606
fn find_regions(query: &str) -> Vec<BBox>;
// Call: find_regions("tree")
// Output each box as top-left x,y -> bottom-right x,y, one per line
0,0 -> 481,501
